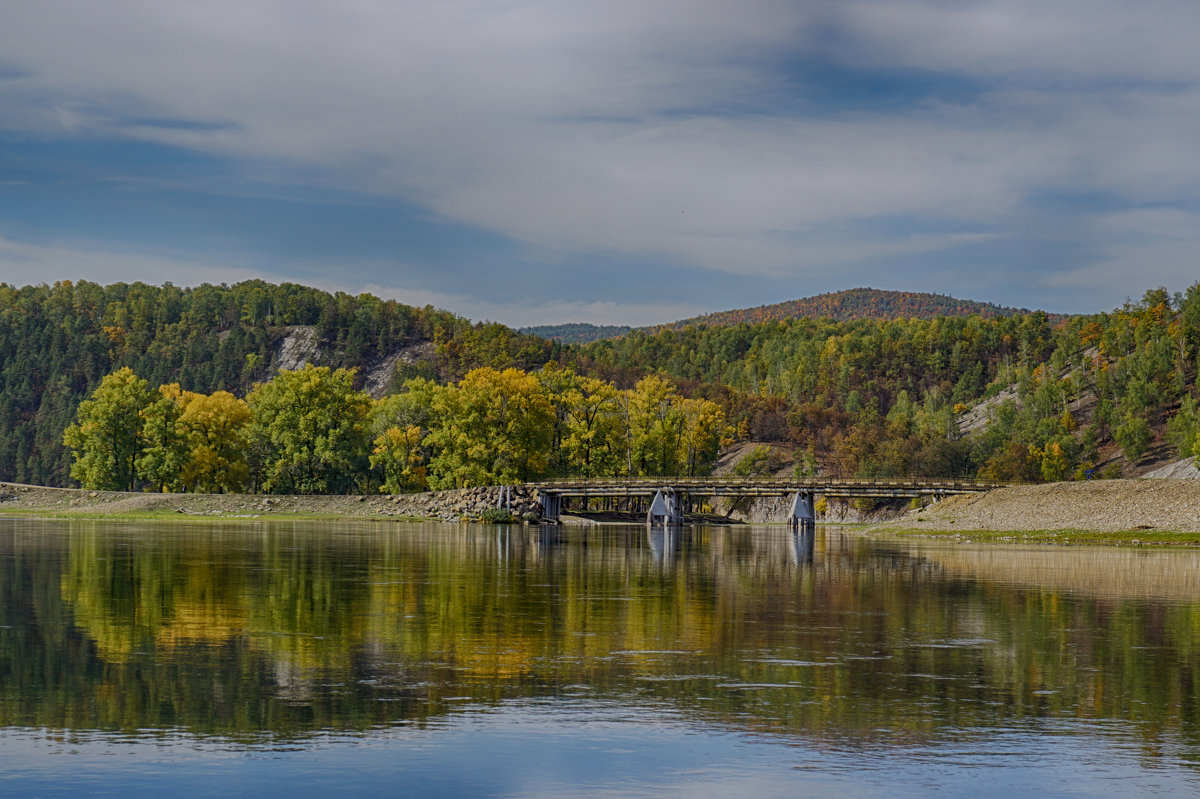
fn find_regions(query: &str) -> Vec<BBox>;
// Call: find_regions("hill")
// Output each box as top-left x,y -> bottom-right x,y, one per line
652,288 -> 1055,330
519,323 -> 632,344
0,279 -> 561,486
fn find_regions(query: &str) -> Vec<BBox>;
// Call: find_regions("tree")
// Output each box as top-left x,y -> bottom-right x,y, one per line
136,384 -> 189,492
62,367 -> 154,490
178,390 -> 251,493
425,367 -> 554,488
370,425 -> 427,493
678,397 -> 724,476
626,375 -> 683,476
247,365 -> 372,494
559,374 -> 625,477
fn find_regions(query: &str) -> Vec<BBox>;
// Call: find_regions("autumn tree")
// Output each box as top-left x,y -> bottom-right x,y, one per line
370,425 -> 428,493
178,389 -> 251,493
626,375 -> 683,476
425,367 -> 554,488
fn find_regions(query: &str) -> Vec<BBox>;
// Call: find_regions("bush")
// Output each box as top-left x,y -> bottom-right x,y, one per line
478,507 -> 515,524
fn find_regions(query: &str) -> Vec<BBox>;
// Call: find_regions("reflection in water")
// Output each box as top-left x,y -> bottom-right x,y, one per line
1,517 -> 1200,790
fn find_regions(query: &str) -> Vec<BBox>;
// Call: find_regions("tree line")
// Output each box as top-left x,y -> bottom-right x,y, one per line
12,278 -> 1200,491
0,279 -> 560,486
63,364 -> 725,493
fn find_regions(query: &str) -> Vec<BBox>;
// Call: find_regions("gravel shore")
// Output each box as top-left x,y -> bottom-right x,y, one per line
898,478 -> 1200,533
6,478 -> 1200,534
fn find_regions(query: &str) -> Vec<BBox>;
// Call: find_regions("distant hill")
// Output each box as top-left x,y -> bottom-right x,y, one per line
524,289 -> 1059,343
520,323 -> 633,344
651,288 -> 1056,330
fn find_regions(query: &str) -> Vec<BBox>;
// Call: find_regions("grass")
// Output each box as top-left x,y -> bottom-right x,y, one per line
0,507 -> 430,524
885,526 -> 1200,546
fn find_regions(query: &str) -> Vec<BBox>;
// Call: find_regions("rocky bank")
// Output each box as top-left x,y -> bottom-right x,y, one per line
0,482 -> 541,523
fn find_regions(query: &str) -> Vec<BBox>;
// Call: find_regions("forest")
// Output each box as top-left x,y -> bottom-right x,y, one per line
4,279 -> 1200,493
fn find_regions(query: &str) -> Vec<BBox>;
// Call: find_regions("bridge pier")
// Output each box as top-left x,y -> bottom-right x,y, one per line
648,488 -> 685,527
788,490 -> 815,534
539,491 -> 562,524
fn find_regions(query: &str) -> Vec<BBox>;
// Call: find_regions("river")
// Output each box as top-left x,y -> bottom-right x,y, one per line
1,518 -> 1198,797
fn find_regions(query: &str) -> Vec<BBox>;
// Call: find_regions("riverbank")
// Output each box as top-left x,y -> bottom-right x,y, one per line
0,481 -> 541,523
882,478 -> 1200,544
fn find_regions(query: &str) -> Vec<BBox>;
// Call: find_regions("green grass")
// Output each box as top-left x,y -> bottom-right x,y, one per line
0,508 -> 430,524
885,526 -> 1200,546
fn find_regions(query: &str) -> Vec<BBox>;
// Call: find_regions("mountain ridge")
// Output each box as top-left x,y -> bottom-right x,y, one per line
522,288 -> 1063,342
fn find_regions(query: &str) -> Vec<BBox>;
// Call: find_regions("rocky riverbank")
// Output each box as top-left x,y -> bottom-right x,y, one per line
0,482 -> 541,523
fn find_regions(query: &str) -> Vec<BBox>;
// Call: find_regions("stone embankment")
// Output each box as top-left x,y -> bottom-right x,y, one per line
895,478 -> 1200,533
0,482 -> 541,523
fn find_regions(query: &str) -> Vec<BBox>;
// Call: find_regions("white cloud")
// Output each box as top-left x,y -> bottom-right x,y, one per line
356,283 -> 707,328
0,234 -> 272,289
0,0 -> 1198,307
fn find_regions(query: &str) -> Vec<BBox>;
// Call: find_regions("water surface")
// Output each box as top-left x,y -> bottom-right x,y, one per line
1,518 -> 1198,796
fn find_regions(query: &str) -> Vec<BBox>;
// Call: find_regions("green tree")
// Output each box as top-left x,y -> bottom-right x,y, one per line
247,365 -> 372,494
136,384 -> 189,492
62,367 -> 154,490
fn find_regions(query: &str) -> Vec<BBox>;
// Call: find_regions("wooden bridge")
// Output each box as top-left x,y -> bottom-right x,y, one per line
530,477 -> 1004,527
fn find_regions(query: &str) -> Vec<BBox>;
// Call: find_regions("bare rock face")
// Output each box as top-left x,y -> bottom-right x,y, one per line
273,326 -> 321,373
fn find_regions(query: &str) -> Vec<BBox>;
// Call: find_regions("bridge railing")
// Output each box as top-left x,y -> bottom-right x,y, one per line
531,477 -> 1007,492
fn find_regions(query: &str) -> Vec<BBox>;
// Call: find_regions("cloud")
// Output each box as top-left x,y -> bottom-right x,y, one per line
0,234 -> 273,289
355,284 -> 707,328
0,1 -> 1198,311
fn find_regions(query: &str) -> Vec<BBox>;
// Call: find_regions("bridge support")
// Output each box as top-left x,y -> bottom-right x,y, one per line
788,491 -> 815,534
539,491 -> 562,524
648,488 -> 684,527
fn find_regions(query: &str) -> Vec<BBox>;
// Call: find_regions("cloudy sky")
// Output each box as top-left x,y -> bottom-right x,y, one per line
1,1 -> 1198,326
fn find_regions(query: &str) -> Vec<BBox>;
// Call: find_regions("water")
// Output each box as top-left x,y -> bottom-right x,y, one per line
2,518 -> 1199,797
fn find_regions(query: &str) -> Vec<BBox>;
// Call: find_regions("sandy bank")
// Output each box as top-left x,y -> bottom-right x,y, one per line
892,478 -> 1200,534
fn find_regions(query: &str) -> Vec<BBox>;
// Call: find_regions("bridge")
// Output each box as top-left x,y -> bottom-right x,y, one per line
530,477 -> 1004,527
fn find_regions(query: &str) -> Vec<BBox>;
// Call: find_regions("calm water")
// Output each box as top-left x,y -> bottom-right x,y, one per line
2,518 -> 1200,797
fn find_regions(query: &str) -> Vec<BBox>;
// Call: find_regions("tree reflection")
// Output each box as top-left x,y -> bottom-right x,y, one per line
0,519 -> 1198,755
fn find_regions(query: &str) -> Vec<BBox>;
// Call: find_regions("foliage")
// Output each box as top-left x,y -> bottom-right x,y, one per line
0,279 -> 559,486
247,365 -> 373,494
62,367 -> 154,490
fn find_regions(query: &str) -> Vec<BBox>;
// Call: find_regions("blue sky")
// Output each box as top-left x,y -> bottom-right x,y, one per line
1,0 -> 1198,326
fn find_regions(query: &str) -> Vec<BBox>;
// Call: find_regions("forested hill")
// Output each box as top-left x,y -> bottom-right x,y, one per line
651,288 -> 1055,330
519,323 -> 632,344
8,278 -> 1200,494
0,280 -> 560,486
522,289 -> 1054,343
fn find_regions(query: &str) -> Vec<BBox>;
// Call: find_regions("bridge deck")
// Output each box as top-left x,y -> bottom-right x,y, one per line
532,477 -> 1003,499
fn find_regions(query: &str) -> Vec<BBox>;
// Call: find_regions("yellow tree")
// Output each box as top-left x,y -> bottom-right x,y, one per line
178,390 -> 251,493
425,367 -> 553,488
560,374 -> 625,476
370,425 -> 427,493
678,397 -> 725,477
625,375 -> 683,476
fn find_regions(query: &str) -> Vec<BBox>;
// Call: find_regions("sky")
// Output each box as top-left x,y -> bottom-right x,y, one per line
1,0 -> 1198,327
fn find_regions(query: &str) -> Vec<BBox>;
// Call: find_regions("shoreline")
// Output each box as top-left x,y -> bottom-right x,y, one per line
6,478 -> 1200,545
